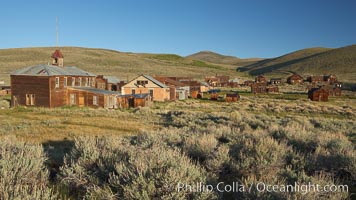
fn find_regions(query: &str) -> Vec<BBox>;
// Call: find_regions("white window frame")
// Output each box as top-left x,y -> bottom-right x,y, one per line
70,94 -> 76,105
64,77 -> 67,87
93,96 -> 98,105
55,77 -> 60,88
72,77 -> 76,86
78,77 -> 82,86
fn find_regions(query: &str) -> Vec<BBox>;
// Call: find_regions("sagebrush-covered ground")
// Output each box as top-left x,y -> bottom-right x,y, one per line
0,94 -> 355,199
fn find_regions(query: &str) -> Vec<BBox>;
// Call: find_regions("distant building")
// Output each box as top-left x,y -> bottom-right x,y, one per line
321,85 -> 342,96
225,92 -> 240,102
255,75 -> 267,83
308,87 -> 329,101
270,78 -> 282,85
205,75 -> 230,87
96,75 -> 126,92
287,74 -> 304,84
122,74 -> 170,102
244,80 -> 255,86
251,82 -> 279,94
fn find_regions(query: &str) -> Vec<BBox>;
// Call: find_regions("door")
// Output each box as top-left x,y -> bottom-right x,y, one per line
128,97 -> 135,108
79,97 -> 85,107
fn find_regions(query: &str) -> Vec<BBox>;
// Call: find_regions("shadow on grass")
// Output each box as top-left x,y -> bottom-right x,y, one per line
42,139 -> 75,180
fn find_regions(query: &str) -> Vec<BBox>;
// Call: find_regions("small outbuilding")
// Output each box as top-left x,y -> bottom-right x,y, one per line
225,92 -> 240,102
287,74 -> 304,84
308,88 -> 329,102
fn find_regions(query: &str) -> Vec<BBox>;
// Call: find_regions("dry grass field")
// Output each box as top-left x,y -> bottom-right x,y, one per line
0,47 -> 240,84
0,89 -> 355,199
0,46 -> 355,199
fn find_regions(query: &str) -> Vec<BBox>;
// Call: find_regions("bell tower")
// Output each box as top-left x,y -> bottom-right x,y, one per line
51,49 -> 64,67
51,17 -> 64,67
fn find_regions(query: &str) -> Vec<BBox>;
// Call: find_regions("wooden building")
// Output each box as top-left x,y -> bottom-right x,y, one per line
67,87 -> 119,109
10,49 -> 127,109
208,89 -> 220,100
287,74 -> 304,84
205,75 -> 230,87
153,76 -> 189,100
96,75 -> 125,92
324,74 -> 338,84
308,88 -> 329,101
321,85 -> 342,96
225,92 -> 240,102
244,80 -> 255,86
0,86 -> 11,96
266,85 -> 279,93
251,83 -> 279,94
270,78 -> 282,85
255,75 -> 267,83
251,83 -> 267,94
307,75 -> 324,84
11,63 -> 96,107
117,94 -> 152,108
122,74 -> 170,102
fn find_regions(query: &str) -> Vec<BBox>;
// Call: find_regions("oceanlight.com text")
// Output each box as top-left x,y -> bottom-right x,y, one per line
177,182 -> 348,194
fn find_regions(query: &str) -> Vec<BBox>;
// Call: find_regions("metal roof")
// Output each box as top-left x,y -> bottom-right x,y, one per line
141,74 -> 167,88
119,93 -> 150,98
103,76 -> 121,83
69,87 -> 120,95
11,64 -> 96,77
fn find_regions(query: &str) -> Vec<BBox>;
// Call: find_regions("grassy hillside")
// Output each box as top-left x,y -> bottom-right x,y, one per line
186,50 -> 262,66
239,45 -> 356,83
0,47 -> 239,84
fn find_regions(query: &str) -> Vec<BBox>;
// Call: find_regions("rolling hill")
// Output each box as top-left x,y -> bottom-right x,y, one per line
0,47 -> 238,84
186,51 -> 262,66
239,45 -> 356,83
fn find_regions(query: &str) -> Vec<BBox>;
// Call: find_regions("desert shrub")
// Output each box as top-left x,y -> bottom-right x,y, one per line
60,136 -> 216,199
0,136 -> 57,199
183,134 -> 218,162
229,132 -> 291,178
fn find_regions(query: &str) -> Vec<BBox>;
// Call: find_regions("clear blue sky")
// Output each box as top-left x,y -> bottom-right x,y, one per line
0,0 -> 355,58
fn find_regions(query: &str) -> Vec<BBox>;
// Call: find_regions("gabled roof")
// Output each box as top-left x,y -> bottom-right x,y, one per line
138,74 -> 167,88
11,64 -> 96,76
51,49 -> 64,58
154,76 -> 185,87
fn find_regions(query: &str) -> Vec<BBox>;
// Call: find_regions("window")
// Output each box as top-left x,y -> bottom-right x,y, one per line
72,77 -> 76,86
132,89 -> 135,94
92,78 -> 96,86
78,77 -> 82,86
136,80 -> 149,86
26,94 -> 35,106
55,77 -> 60,88
64,77 -> 67,87
70,94 -> 76,105
149,89 -> 154,98
93,96 -> 98,105
85,78 -> 89,87
88,78 -> 91,87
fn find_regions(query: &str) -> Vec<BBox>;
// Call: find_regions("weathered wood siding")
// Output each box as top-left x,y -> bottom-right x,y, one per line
11,75 -> 50,107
